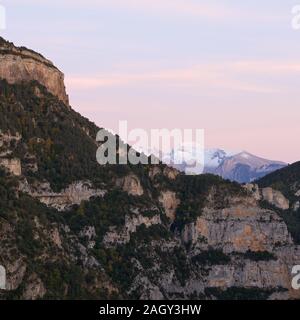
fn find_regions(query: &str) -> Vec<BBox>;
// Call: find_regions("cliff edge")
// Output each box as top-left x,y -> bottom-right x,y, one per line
0,37 -> 69,105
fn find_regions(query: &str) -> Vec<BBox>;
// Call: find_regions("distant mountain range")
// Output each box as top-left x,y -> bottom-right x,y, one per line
210,150 -> 287,183
154,147 -> 287,183
1,37 -> 299,301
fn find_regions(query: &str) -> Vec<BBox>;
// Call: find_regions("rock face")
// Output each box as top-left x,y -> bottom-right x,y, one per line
159,191 -> 180,221
0,132 -> 22,148
19,180 -> 106,211
97,193 -> 300,300
0,158 -> 21,176
262,188 -> 290,210
21,274 -> 46,300
103,214 -> 161,246
0,215 -> 118,300
244,184 -> 290,210
148,165 -> 179,180
0,219 -> 27,291
0,132 -> 22,176
0,37 -> 68,105
1,37 -> 300,301
206,257 -> 296,295
188,204 -> 292,251
117,174 -> 144,196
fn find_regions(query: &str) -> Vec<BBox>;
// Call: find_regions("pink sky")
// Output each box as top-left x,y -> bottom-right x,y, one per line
65,59 -> 300,163
2,0 -> 300,163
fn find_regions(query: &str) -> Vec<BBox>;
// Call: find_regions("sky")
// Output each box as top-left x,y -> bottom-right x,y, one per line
1,0 -> 300,163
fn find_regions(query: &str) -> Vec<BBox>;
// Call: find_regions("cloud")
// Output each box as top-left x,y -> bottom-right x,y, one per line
66,60 -> 300,93
232,61 -> 300,74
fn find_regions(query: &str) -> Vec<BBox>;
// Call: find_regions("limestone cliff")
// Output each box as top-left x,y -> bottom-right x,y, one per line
116,174 -> 144,196
19,179 -> 106,211
159,191 -> 180,221
244,184 -> 290,210
0,37 -> 68,105
1,38 -> 300,301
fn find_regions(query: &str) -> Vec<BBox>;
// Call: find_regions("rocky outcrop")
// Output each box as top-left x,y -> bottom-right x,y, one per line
116,174 -> 144,196
201,244 -> 300,300
103,214 -> 161,246
206,258 -> 293,293
0,219 -> 27,291
2,36 -> 300,301
148,166 -> 161,179
50,227 -> 62,248
0,132 -> 22,148
19,180 -> 106,211
244,184 -> 290,210
0,213 -> 117,300
149,166 -> 179,181
261,188 -> 290,210
0,131 -> 22,176
79,226 -> 97,249
0,158 -> 21,176
182,203 -> 292,252
163,167 -> 179,180
0,37 -> 68,105
159,191 -> 180,221
21,274 -> 46,300
130,275 -> 164,300
243,183 -> 261,201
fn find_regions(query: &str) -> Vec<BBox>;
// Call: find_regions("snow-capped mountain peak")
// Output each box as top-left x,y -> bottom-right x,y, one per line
204,148 -> 240,170
147,145 -> 287,183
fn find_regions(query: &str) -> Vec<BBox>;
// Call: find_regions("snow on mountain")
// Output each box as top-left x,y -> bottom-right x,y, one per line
146,146 -> 287,183
203,148 -> 240,171
214,151 -> 287,183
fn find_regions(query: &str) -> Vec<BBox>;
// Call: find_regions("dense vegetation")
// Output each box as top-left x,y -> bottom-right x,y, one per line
0,79 -> 153,191
234,250 -> 276,262
257,161 -> 300,199
278,210 -> 300,245
172,174 -> 244,231
1,74 -> 298,300
0,168 -> 110,299
65,190 -> 161,242
191,249 -> 231,265
257,164 -> 300,244
204,287 -> 282,300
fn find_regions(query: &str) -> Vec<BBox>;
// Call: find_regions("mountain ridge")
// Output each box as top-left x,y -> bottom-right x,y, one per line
157,146 -> 287,183
0,38 -> 300,300
213,151 -> 287,183
0,37 -> 69,105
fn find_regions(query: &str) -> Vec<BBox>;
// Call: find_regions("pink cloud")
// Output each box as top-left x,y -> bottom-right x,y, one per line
66,60 -> 300,93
